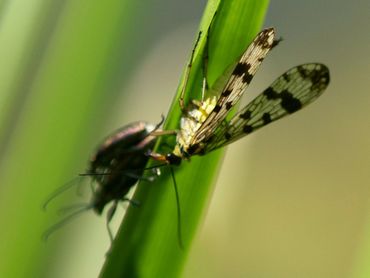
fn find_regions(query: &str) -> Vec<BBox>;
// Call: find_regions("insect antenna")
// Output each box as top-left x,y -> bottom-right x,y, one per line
42,176 -> 85,211
170,167 -> 184,250
42,204 -> 93,241
57,202 -> 91,215
141,161 -> 184,248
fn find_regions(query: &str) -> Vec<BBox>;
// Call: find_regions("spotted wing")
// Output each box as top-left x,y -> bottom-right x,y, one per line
189,28 -> 276,145
203,63 -> 330,152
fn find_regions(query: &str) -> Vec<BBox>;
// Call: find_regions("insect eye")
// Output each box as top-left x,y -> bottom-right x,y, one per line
166,153 -> 182,165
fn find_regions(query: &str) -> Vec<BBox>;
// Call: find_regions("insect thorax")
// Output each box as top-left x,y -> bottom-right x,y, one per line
173,96 -> 217,157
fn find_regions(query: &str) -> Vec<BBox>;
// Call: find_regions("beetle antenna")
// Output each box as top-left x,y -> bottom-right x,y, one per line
42,204 -> 93,241
42,176 -> 85,211
58,202 -> 91,215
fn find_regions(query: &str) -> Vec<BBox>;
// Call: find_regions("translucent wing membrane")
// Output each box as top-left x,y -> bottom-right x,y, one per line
204,63 -> 330,152
190,28 -> 276,145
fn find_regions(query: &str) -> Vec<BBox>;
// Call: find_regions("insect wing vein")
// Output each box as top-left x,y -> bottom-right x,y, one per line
190,28 -> 276,145
204,63 -> 330,152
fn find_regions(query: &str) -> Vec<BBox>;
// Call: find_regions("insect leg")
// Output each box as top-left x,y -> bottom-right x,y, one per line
106,201 -> 118,242
89,178 -> 96,194
180,11 -> 219,107
153,114 -> 165,131
179,31 -> 202,111
201,66 -> 207,103
201,13 -> 217,103
122,197 -> 140,207
105,196 -> 140,242
149,129 -> 177,137
146,151 -> 169,163
201,9 -> 220,103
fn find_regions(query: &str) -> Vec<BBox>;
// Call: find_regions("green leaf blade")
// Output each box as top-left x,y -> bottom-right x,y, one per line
100,0 -> 270,277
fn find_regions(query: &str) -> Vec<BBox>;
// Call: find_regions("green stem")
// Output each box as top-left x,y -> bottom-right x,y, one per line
100,0 -> 270,277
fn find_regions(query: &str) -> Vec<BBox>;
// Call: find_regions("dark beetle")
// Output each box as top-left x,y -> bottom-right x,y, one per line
43,120 -> 162,241
88,121 -> 160,219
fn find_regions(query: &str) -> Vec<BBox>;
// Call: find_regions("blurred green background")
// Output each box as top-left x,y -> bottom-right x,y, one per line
0,0 -> 369,277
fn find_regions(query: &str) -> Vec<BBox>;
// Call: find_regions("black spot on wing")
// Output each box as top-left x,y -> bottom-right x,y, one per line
213,104 -> 222,113
311,67 -> 330,86
263,87 -> 279,100
222,89 -> 232,97
256,28 -> 274,48
321,68 -> 330,82
311,65 -> 330,91
187,143 -> 199,155
282,73 -> 290,82
280,90 -> 302,113
204,135 -> 214,143
243,73 -> 253,84
225,101 -> 233,110
297,65 -> 310,78
225,132 -> 231,140
309,69 -> 321,83
198,148 -> 206,155
243,125 -> 253,133
239,110 -> 251,120
233,62 -> 251,76
262,113 -> 272,124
